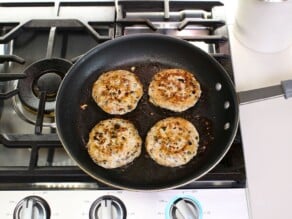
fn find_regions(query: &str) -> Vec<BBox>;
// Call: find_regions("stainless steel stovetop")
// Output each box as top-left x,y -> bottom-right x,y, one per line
0,1 -> 248,218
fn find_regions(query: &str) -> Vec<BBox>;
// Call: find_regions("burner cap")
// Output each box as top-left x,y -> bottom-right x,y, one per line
18,58 -> 72,113
34,72 -> 62,100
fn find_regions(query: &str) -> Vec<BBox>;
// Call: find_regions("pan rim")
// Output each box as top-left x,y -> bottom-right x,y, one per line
55,33 -> 239,191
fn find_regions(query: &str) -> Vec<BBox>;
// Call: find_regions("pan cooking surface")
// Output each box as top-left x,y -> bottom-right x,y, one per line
56,34 -> 238,190
78,62 -> 213,184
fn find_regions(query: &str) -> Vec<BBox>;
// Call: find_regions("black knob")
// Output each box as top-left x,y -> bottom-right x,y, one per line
13,196 -> 50,219
89,195 -> 126,219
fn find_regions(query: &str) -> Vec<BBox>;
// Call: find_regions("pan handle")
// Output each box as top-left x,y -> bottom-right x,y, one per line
237,80 -> 292,104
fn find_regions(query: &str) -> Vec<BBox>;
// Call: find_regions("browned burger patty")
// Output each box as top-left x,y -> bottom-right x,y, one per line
87,118 -> 142,169
148,69 -> 201,112
146,117 -> 199,167
92,70 -> 143,115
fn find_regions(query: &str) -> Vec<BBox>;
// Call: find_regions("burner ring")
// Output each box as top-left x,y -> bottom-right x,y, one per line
18,58 -> 72,113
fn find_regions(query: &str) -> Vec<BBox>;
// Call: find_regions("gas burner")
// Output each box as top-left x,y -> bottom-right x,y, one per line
17,58 -> 72,113
12,95 -> 56,127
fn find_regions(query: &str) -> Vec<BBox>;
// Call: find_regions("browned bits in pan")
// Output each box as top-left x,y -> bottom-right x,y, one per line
80,104 -> 88,110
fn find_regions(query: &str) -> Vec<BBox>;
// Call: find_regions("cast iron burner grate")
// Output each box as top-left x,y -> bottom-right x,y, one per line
0,0 -> 245,189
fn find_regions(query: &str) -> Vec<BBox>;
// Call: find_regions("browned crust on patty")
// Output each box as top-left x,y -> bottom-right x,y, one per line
146,117 -> 199,167
148,69 -> 201,112
92,70 -> 143,115
87,118 -> 142,169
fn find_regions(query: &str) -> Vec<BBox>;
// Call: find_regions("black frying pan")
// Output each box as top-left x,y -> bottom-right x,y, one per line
56,34 -> 238,190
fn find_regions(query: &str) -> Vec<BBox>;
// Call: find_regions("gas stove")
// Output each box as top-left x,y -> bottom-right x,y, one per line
0,1 -> 248,218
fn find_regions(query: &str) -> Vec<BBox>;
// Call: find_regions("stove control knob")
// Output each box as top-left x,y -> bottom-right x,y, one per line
13,196 -> 50,219
89,195 -> 126,219
166,196 -> 202,219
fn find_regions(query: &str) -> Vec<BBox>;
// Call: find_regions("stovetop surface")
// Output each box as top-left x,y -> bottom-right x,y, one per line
0,0 -> 245,190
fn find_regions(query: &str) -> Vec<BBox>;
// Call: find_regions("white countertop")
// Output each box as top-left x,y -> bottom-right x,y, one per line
224,1 -> 292,218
